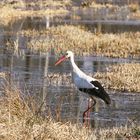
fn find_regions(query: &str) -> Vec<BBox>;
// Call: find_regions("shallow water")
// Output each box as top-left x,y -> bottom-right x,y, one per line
0,52 -> 140,128
0,5 -> 140,128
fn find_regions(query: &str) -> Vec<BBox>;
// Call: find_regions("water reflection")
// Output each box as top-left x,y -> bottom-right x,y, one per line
0,52 -> 140,128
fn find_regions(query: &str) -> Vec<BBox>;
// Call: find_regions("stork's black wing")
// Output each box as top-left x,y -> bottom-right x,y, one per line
79,80 -> 111,105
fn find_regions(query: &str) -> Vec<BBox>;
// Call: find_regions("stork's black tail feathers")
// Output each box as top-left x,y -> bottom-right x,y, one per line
79,81 -> 111,105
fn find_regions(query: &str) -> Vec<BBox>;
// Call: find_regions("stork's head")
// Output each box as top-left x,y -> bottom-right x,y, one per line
55,51 -> 73,66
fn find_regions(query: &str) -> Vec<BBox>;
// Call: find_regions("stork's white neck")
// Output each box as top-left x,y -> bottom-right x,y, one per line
69,54 -> 85,76
68,53 -> 96,88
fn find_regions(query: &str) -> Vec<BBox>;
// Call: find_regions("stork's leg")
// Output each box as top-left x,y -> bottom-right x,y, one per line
82,98 -> 90,126
87,98 -> 91,127
83,99 -> 91,127
83,97 -> 96,127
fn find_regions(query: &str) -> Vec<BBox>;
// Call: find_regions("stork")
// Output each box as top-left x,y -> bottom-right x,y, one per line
55,51 -> 111,125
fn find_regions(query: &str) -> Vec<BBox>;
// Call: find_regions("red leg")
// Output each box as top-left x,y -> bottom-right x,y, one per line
87,99 -> 91,127
83,99 -> 90,126
83,97 -> 96,127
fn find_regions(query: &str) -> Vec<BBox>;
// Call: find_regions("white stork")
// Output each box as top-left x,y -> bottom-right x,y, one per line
55,51 -> 111,124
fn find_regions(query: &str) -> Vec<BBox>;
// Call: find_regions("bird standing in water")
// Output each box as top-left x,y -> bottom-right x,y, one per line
55,51 -> 111,125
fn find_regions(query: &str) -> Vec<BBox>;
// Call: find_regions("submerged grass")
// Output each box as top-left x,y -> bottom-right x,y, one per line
95,63 -> 140,92
20,25 -> 140,58
0,78 -> 140,140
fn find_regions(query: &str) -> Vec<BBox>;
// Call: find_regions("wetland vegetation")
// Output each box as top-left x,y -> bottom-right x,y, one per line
0,0 -> 71,26
19,25 -> 140,58
0,0 -> 140,139
0,0 -> 140,26
0,79 -> 139,140
95,63 -> 140,92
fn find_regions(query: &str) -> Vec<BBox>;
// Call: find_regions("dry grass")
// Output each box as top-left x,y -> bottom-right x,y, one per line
91,32 -> 140,58
0,6 -> 30,26
128,3 -> 140,13
0,1 -> 140,26
0,3 -> 68,26
25,0 -> 72,8
95,63 -> 140,92
0,80 -> 91,140
45,64 -> 140,92
81,1 -> 140,20
0,79 -> 140,139
90,3 -> 140,21
0,0 -> 72,9
82,1 -> 140,13
128,3 -> 140,19
130,10 -> 140,19
22,25 -> 93,55
90,2 -> 118,9
19,25 -> 140,58
1,0 -> 140,26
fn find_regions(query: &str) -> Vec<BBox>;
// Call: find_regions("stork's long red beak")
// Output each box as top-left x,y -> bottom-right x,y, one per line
55,55 -> 66,66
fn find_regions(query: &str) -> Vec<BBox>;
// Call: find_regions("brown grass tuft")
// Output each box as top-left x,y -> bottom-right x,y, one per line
0,80 -> 92,140
19,25 -> 140,58
0,80 -> 140,139
95,63 -> 140,92
0,3 -> 68,26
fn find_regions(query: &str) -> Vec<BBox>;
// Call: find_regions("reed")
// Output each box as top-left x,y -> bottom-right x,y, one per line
1,0 -> 140,26
0,78 -> 139,139
45,68 -> 140,93
0,3 -> 68,26
0,6 -> 29,26
95,63 -> 140,92
19,25 -> 140,58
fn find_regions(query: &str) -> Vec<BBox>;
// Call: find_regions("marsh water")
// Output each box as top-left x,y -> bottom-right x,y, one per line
0,7 -> 140,128
0,51 -> 140,128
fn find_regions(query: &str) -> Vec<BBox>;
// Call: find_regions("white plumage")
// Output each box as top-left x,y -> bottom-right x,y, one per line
66,51 -> 96,88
